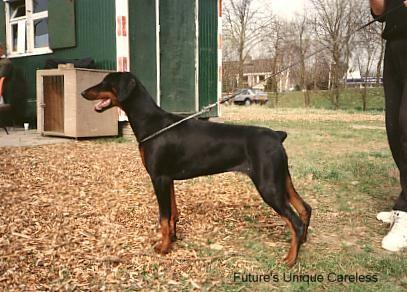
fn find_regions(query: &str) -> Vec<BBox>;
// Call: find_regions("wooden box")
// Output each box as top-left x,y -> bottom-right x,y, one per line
36,65 -> 118,138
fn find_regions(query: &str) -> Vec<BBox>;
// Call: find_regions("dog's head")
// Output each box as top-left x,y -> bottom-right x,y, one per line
81,72 -> 137,112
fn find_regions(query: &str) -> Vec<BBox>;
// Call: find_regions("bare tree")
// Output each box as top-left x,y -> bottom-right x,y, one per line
289,14 -> 313,107
375,22 -> 385,84
355,43 -> 377,111
311,0 -> 364,109
355,9 -> 382,111
223,0 -> 269,87
263,17 -> 287,106
222,60 -> 239,92
311,51 -> 331,90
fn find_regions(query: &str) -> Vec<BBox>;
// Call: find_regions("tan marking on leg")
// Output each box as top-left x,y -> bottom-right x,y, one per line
154,218 -> 172,254
139,146 -> 146,168
282,217 -> 299,267
286,175 -> 310,242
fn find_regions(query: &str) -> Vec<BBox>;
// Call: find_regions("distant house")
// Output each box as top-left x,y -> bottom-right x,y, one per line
222,57 -> 294,92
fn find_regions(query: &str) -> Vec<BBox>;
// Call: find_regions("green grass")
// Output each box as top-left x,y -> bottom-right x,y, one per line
267,87 -> 385,111
212,106 -> 405,291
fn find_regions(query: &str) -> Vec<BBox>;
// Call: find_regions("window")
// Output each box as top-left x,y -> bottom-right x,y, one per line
5,0 -> 50,56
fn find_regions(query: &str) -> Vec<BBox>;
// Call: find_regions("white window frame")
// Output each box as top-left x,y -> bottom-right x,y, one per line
4,0 -> 52,58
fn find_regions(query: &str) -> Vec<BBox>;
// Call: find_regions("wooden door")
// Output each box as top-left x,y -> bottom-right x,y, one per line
43,75 -> 64,133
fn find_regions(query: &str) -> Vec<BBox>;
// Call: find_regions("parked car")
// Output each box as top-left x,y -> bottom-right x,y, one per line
232,88 -> 268,105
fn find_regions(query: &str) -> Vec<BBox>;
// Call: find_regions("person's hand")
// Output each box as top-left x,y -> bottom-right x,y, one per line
405,0 -> 407,8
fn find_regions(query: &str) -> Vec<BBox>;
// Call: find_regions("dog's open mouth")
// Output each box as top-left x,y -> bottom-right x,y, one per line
95,98 -> 112,112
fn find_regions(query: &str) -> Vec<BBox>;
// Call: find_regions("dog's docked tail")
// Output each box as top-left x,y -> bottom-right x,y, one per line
276,131 -> 288,143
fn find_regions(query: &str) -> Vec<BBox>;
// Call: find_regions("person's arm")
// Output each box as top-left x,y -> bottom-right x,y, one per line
370,0 -> 386,16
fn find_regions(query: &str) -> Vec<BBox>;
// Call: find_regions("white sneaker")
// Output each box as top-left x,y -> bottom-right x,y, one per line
377,211 -> 395,224
381,210 -> 407,252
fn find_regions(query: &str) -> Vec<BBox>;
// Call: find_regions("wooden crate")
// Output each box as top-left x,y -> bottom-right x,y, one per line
37,65 -> 118,138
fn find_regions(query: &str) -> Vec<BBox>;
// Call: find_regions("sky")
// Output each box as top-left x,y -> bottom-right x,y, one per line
269,0 -> 311,19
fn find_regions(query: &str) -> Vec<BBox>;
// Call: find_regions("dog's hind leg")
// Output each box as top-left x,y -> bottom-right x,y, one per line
250,153 -> 305,267
259,186 -> 304,266
151,176 -> 173,254
286,174 -> 312,243
255,179 -> 305,266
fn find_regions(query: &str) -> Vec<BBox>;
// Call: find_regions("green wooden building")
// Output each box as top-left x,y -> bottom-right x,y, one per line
0,0 -> 221,125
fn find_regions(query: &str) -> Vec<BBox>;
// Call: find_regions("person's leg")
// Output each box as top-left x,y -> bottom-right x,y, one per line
394,38 -> 407,212
380,41 -> 407,251
377,47 -> 402,221
383,43 -> 402,172
394,82 -> 407,211
377,43 -> 400,225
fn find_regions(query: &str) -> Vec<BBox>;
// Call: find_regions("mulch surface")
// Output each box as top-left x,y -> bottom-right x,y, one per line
1,141 -> 287,290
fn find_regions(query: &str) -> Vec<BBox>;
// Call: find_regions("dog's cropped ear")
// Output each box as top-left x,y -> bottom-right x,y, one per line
118,74 -> 137,103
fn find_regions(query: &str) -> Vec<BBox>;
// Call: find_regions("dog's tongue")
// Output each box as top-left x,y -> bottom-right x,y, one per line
95,99 -> 111,111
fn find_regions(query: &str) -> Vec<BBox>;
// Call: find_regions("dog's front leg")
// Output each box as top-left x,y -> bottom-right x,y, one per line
169,181 -> 179,242
151,176 -> 173,254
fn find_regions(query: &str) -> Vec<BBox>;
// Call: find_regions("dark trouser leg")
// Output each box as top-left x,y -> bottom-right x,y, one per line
394,83 -> 407,211
383,40 -> 407,212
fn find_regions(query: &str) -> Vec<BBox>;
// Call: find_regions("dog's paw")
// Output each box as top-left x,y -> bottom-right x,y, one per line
283,255 -> 297,268
154,242 -> 171,255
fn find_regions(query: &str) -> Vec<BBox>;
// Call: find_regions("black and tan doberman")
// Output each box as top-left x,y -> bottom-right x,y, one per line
81,72 -> 312,266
